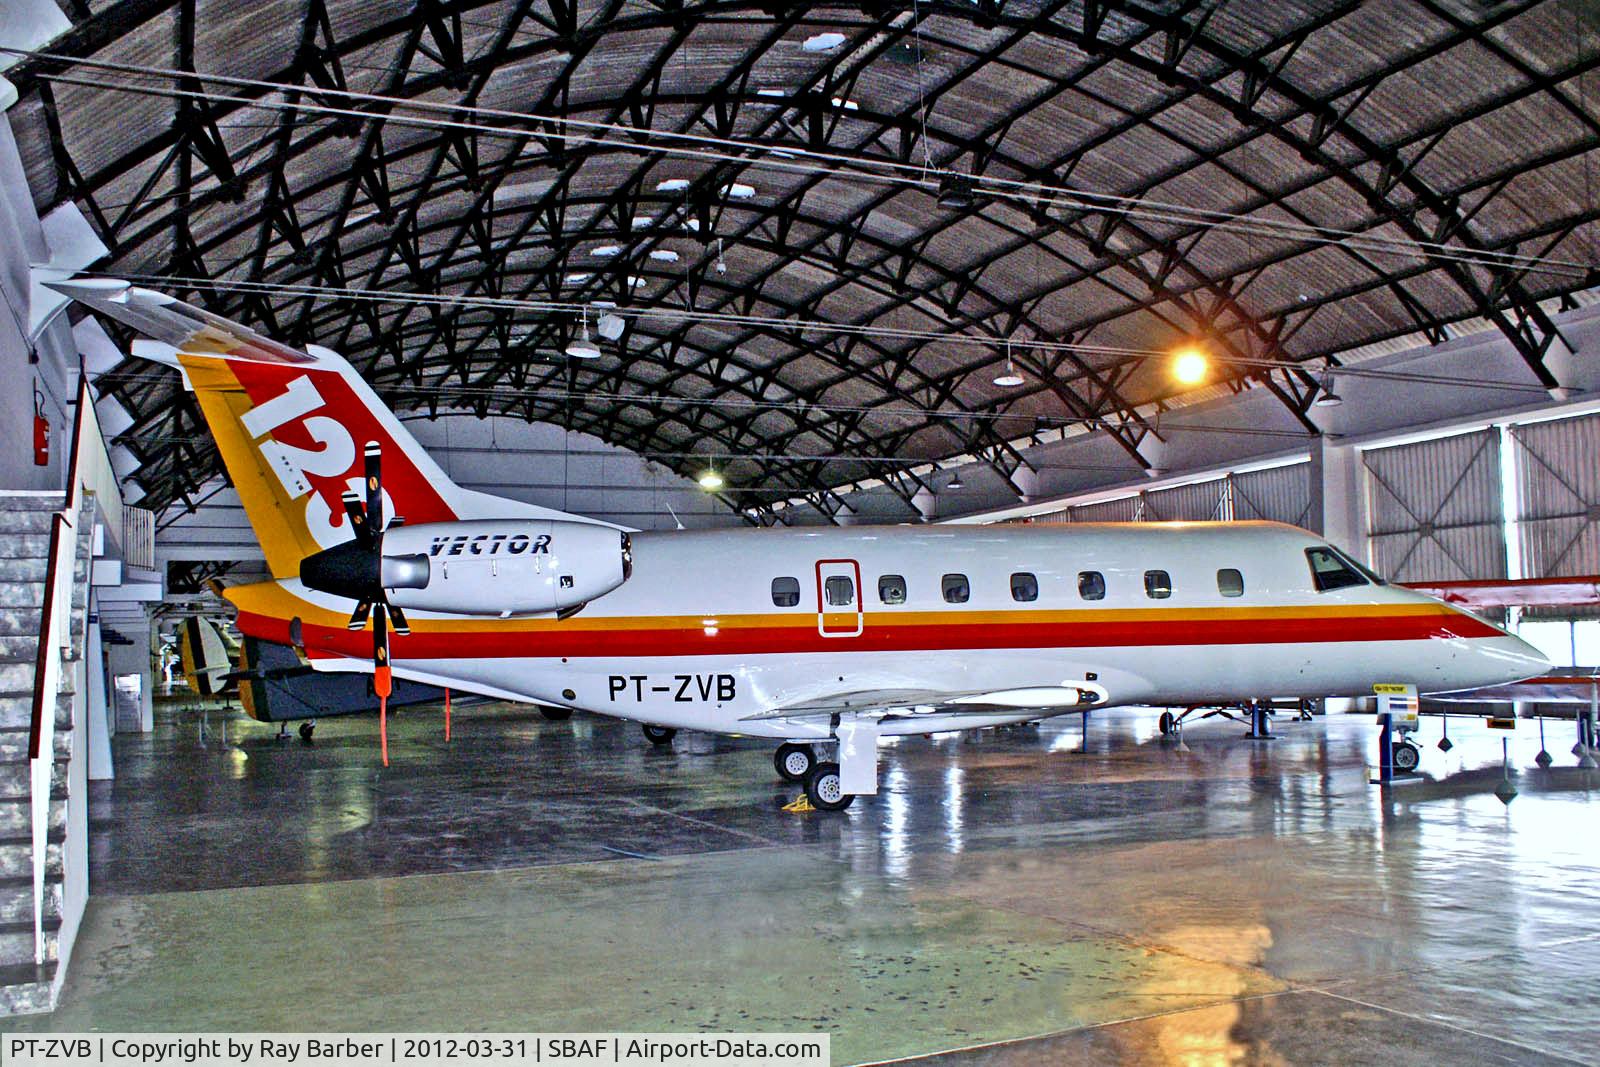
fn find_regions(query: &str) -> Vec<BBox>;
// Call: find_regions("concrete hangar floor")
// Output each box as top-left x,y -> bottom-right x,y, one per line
12,699 -> 1598,1066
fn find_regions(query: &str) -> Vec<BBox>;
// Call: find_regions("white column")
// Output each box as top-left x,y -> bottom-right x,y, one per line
85,597 -> 114,780
1309,436 -> 1362,551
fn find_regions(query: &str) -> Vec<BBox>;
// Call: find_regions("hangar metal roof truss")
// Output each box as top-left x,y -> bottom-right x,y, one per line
7,0 -> 1600,522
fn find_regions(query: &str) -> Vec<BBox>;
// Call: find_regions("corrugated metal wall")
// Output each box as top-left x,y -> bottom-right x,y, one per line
1070,496 -> 1142,522
1364,429 -> 1506,582
1144,479 -> 1228,521
1231,463 -> 1311,526
1006,463 -> 1310,527
1511,413 -> 1600,618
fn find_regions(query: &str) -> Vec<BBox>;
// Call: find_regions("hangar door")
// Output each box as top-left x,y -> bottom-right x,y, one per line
1143,479 -> 1227,521
1230,463 -> 1311,527
1069,496 -> 1141,522
1364,429 -> 1506,583
1509,412 -> 1600,618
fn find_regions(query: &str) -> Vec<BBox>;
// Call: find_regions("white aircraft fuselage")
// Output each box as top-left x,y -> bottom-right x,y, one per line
52,277 -> 1550,801
246,521 -> 1545,740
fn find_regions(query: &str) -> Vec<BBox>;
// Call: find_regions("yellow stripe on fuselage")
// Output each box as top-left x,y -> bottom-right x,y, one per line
226,579 -> 1464,635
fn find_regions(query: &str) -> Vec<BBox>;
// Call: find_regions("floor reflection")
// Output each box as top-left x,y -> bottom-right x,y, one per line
62,697 -> 1600,1064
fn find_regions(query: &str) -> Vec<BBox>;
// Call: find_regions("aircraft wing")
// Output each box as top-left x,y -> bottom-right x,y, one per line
740,684 -> 1102,722
1403,575 -> 1600,610
1430,671 -> 1600,704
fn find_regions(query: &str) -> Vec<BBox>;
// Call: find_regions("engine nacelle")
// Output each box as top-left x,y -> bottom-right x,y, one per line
377,519 -> 630,617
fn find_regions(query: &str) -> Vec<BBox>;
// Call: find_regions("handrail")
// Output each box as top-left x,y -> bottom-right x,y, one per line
28,372 -> 90,760
27,370 -> 95,968
25,514 -> 71,762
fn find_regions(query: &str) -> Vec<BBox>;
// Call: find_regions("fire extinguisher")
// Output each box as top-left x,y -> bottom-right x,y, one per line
33,385 -> 49,467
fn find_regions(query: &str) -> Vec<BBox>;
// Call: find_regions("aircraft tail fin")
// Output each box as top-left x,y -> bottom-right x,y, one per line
51,278 -> 615,578
177,617 -> 232,697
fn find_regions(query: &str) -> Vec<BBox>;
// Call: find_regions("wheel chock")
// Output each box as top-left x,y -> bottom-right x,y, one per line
782,794 -> 816,813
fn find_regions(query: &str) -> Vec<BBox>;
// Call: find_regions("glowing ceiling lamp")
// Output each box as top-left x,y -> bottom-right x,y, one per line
697,467 -> 725,491
1171,346 -> 1208,385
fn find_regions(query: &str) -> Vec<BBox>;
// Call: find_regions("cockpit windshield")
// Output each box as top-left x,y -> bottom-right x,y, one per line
1305,547 -> 1368,592
1334,547 -> 1387,586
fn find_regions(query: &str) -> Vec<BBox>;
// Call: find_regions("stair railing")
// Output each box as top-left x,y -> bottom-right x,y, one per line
26,371 -> 113,967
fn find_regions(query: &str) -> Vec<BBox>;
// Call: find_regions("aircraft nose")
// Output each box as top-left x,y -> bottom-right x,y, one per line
1476,631 -> 1552,686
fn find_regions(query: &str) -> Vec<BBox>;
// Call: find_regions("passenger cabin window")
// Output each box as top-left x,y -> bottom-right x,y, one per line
824,575 -> 856,607
1010,572 -> 1039,602
1078,571 -> 1106,601
771,576 -> 801,607
878,574 -> 907,605
942,573 -> 970,604
1217,568 -> 1245,598
1305,547 -> 1367,592
1144,569 -> 1172,599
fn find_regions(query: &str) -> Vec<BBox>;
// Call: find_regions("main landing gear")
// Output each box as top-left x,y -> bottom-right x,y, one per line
641,723 -> 677,746
804,761 -> 853,811
298,721 -> 315,743
540,707 -> 573,722
774,743 -> 854,811
774,742 -> 816,782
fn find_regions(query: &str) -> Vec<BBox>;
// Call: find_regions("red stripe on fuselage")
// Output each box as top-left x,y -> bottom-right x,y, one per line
238,609 -> 1502,661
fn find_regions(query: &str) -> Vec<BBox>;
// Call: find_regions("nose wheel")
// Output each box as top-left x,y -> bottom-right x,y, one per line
774,743 -> 816,782
1391,740 -> 1421,773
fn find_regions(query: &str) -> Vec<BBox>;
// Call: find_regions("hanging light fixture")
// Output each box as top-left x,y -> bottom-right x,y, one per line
946,471 -> 964,490
697,467 -> 725,491
1314,368 -> 1343,407
565,306 -> 601,359
937,173 -> 974,210
993,341 -> 1025,388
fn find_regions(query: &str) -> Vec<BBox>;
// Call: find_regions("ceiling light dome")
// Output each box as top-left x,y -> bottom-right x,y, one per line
565,307 -> 601,359
937,174 -> 975,210
1315,370 -> 1343,407
994,342 -> 1025,388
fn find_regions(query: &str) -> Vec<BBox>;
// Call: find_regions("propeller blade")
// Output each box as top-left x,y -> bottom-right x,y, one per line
341,490 -> 371,547
348,600 -> 371,630
387,601 -> 410,636
373,603 -> 389,672
364,441 -> 383,534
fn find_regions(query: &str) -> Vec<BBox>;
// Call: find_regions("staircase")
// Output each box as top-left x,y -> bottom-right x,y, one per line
0,494 -> 91,1015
